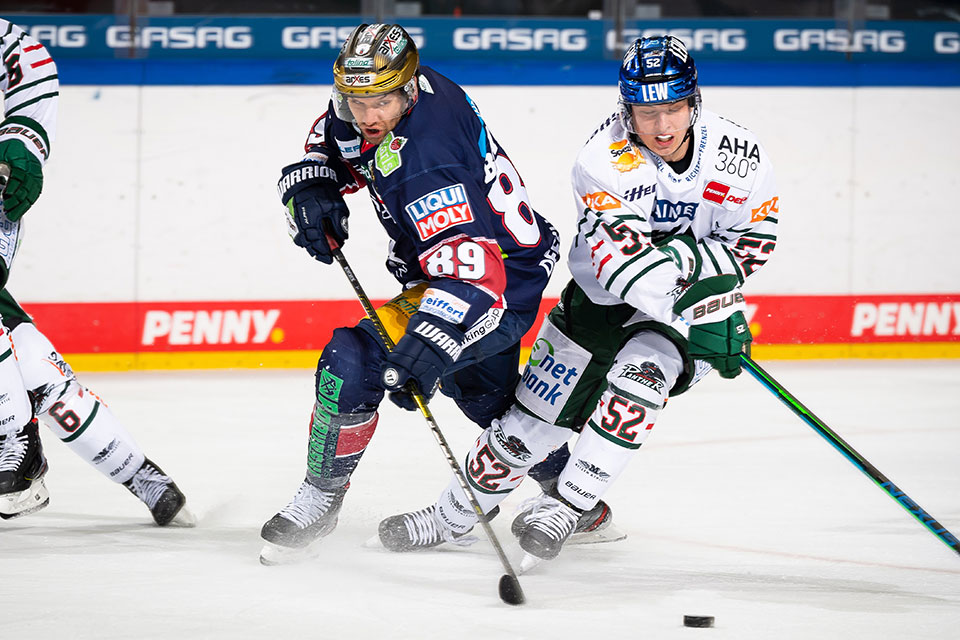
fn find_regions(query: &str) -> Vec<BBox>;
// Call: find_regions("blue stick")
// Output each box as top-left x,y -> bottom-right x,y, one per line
740,354 -> 960,558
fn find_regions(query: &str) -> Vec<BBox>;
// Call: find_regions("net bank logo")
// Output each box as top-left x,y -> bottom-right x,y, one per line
453,28 -> 588,51
106,26 -> 252,49
142,309 -> 281,346
520,338 -> 582,406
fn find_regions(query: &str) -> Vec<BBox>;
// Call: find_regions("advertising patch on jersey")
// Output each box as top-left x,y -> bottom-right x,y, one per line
703,180 -> 750,210
653,199 -> 699,223
405,183 -> 474,241
375,132 -> 407,177
609,139 -> 646,173
336,136 -> 362,159
516,320 -> 592,424
582,191 -> 622,212
751,196 -> 779,223
702,180 -> 730,204
419,288 -> 470,325
462,307 -> 503,348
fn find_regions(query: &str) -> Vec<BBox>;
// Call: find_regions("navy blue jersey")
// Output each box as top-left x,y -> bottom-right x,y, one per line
302,67 -> 559,328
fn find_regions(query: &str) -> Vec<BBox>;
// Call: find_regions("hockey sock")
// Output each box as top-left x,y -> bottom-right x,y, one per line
39,382 -> 146,484
436,406 -> 571,535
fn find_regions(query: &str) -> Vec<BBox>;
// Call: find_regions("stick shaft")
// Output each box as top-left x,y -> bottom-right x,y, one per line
328,242 -> 526,586
741,354 -> 960,557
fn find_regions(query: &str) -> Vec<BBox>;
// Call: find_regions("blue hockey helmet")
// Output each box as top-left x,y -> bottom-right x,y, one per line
618,36 -> 701,134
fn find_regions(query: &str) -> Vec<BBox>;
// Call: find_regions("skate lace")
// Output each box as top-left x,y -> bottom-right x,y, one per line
404,506 -> 477,547
278,482 -> 335,529
0,431 -> 28,472
126,464 -> 172,509
517,494 -> 579,541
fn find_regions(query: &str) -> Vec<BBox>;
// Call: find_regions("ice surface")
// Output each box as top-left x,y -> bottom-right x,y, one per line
3,361 -> 959,639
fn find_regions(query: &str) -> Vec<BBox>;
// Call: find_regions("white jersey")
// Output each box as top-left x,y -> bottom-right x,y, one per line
0,19 -> 58,165
568,108 -> 778,327
0,19 -> 58,271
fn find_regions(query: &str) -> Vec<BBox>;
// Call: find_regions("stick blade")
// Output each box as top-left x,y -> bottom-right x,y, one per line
498,574 -> 525,605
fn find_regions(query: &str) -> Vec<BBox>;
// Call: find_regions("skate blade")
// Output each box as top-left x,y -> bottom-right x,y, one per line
568,524 -> 627,545
168,504 -> 197,528
0,478 -> 50,520
259,540 -> 322,566
362,533 -> 384,549
518,552 -> 546,575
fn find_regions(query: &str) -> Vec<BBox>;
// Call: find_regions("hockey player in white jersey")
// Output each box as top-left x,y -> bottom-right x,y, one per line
0,19 -> 193,525
378,36 -> 778,562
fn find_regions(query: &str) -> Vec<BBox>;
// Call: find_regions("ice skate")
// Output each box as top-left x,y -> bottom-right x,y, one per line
378,504 -> 498,552
123,458 -> 195,527
0,420 -> 50,520
512,482 -> 626,546
259,479 -> 348,565
516,491 -> 583,561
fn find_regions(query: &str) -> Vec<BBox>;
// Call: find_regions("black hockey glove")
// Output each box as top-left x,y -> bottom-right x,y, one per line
674,274 -> 752,379
278,160 -> 349,264
0,138 -> 44,221
381,313 -> 465,410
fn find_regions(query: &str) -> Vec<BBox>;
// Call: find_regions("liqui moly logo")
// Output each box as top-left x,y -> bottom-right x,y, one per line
405,184 -> 474,241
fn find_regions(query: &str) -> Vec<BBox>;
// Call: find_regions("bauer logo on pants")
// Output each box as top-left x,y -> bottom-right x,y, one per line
515,319 -> 592,424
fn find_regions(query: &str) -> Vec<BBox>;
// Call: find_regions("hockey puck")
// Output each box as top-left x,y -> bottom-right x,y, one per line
683,615 -> 715,628
498,574 -> 525,606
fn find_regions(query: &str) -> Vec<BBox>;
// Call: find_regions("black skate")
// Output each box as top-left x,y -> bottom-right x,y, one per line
259,479 -> 348,565
124,458 -> 195,527
517,490 -> 584,561
0,420 -> 50,520
512,479 -> 625,547
378,504 -> 498,552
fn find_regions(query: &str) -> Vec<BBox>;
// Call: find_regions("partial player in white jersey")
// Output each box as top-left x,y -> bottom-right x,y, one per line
377,36 -> 778,563
0,19 -> 193,525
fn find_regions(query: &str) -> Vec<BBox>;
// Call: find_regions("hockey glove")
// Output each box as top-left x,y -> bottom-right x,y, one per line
278,160 -> 349,264
0,138 -> 43,221
381,313 -> 465,410
674,274 -> 752,379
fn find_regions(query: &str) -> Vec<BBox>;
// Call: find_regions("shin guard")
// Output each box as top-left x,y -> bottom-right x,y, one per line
436,407 -> 571,536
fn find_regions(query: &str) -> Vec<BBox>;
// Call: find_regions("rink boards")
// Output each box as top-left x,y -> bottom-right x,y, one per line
20,293 -> 960,370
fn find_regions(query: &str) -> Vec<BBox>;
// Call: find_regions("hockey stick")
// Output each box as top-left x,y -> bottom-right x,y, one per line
0,163 -> 10,191
325,234 -> 526,605
740,354 -> 960,558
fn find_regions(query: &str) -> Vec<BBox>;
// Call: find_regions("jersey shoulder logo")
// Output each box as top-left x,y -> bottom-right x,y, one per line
404,183 -> 474,241
609,139 -> 646,173
581,191 -> 622,212
375,132 -> 407,177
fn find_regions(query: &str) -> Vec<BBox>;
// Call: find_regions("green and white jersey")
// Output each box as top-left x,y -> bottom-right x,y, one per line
1,19 -> 58,165
568,108 -> 778,327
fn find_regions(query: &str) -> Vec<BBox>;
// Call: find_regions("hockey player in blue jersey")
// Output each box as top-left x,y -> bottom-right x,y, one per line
259,23 -> 578,564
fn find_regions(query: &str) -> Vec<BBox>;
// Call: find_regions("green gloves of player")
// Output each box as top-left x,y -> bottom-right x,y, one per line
0,138 -> 43,221
674,274 -> 752,378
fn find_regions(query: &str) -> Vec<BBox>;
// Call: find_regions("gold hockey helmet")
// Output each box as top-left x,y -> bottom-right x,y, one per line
334,24 -> 419,94
332,24 -> 420,123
